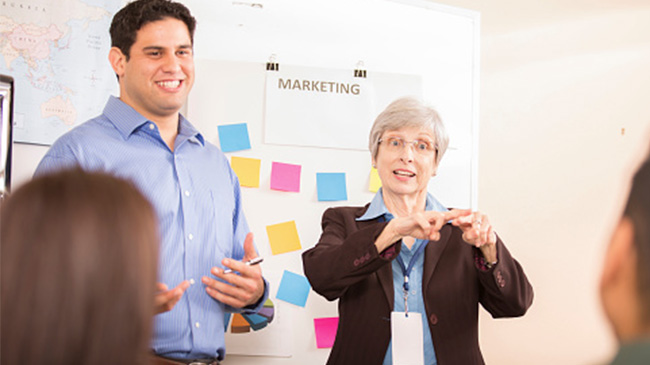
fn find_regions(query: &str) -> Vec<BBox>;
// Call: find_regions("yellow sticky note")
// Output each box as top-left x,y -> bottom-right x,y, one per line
231,156 -> 261,188
369,167 -> 382,192
266,220 -> 302,255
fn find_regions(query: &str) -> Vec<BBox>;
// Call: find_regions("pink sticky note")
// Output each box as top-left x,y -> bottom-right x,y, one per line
314,317 -> 339,349
270,162 -> 301,192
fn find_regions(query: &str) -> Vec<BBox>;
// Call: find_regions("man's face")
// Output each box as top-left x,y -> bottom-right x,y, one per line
111,17 -> 194,122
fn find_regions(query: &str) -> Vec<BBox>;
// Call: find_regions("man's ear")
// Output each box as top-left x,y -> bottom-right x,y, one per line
601,217 -> 636,289
108,47 -> 127,78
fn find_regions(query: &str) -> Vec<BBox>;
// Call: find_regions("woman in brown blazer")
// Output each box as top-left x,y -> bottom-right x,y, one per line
303,97 -> 533,365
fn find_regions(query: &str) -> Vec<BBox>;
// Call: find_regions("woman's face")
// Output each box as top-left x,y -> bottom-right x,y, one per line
373,126 -> 438,199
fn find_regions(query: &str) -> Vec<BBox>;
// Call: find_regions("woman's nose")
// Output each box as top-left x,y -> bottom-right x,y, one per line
399,144 -> 414,162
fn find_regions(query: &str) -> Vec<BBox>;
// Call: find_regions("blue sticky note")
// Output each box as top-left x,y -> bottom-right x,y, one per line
276,270 -> 311,307
316,172 -> 347,201
224,312 -> 232,332
218,123 -> 251,152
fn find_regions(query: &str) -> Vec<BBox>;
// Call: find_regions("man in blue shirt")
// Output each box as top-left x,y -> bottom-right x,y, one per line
34,0 -> 268,363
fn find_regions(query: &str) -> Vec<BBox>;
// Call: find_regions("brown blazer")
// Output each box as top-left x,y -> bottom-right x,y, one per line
302,205 -> 534,365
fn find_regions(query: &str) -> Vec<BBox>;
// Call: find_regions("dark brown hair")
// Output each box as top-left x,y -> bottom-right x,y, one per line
624,151 -> 650,324
1,169 -> 159,365
110,0 -> 196,60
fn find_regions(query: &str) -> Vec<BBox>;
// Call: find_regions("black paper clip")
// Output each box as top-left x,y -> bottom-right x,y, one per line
266,54 -> 279,71
354,60 -> 366,78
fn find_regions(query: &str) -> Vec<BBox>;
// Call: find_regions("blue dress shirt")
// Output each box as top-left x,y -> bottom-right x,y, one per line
34,96 -> 269,360
357,188 -> 446,365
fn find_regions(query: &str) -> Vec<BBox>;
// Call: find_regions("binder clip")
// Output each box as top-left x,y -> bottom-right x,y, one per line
354,61 -> 366,78
266,54 -> 279,71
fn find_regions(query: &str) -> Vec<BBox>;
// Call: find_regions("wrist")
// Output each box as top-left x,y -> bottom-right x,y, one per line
384,220 -> 404,245
479,244 -> 497,265
375,221 -> 402,253
485,258 -> 498,269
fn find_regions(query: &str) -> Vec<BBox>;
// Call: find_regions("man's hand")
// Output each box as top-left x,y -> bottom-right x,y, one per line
154,280 -> 190,314
201,232 -> 265,308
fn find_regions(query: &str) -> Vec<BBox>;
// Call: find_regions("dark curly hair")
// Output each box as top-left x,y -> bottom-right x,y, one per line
110,0 -> 196,60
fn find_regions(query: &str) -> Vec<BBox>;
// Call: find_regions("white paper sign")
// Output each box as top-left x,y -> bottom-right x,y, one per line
264,64 -> 422,151
391,311 -> 424,365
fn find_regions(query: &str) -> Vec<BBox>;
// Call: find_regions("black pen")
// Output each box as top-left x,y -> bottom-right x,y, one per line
223,257 -> 264,274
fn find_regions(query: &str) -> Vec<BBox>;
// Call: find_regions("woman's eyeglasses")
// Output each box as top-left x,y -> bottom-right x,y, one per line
378,137 -> 437,155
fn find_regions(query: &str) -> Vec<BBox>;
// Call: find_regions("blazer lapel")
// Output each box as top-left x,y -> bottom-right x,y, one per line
423,224 -> 452,292
356,215 -> 395,310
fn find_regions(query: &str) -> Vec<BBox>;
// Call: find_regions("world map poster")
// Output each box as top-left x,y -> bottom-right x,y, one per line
0,0 -> 121,145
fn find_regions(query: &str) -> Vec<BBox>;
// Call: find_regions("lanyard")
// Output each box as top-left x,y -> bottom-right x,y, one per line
377,215 -> 428,316
396,241 -> 427,316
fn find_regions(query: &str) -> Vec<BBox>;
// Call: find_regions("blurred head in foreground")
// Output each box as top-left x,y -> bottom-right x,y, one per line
1,168 -> 159,365
601,148 -> 650,363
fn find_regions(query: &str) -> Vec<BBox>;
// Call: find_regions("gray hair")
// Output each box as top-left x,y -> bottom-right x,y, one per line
368,96 -> 449,165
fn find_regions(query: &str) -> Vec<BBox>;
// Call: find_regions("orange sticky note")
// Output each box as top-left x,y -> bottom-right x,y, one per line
231,156 -> 261,188
369,167 -> 382,192
266,220 -> 301,255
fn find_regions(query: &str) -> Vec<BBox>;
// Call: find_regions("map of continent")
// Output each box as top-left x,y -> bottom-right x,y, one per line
0,0 -> 121,145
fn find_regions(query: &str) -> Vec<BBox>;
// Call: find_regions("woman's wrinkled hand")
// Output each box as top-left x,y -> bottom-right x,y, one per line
451,211 -> 498,262
391,209 -> 472,242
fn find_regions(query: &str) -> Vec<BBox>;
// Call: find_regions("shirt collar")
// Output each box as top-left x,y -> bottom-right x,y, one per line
178,114 -> 205,146
103,96 -> 204,146
356,188 -> 447,221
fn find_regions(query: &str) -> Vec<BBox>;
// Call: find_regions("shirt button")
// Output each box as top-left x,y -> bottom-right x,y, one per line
190,278 -> 196,285
149,123 -> 155,130
188,233 -> 194,240
184,190 -> 190,197
195,322 -> 200,328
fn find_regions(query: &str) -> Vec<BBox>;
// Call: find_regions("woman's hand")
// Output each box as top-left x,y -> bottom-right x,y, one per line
451,211 -> 498,263
392,209 -> 471,241
375,209 -> 471,252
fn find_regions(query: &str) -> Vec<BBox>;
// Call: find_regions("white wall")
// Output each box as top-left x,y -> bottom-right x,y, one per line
431,1 -> 650,364
11,1 -> 650,364
12,143 -> 47,188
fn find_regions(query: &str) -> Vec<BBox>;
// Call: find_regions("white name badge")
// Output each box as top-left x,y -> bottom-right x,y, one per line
391,311 -> 424,365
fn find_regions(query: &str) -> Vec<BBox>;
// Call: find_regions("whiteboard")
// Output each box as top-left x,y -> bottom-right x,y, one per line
184,0 -> 479,362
